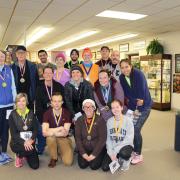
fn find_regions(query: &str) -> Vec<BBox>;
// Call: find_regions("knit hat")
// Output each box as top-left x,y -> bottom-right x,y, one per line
82,99 -> 96,109
82,47 -> 92,59
70,65 -> 84,76
55,52 -> 66,62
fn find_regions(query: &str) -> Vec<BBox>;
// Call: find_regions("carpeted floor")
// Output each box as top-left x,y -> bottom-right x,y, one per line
0,110 -> 180,180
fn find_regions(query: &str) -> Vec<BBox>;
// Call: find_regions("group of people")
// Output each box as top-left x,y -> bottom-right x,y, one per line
0,45 -> 152,172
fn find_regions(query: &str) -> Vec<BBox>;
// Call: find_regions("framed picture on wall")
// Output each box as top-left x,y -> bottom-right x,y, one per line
173,74 -> 180,93
175,54 -> 180,73
119,43 -> 129,52
92,52 -> 96,61
96,51 -> 101,60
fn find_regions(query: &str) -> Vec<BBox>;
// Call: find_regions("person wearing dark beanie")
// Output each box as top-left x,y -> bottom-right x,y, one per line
64,65 -> 94,128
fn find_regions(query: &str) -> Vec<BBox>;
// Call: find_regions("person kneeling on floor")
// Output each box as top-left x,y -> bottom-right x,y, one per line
102,100 -> 134,172
75,99 -> 107,170
42,92 -> 73,168
9,93 -> 39,169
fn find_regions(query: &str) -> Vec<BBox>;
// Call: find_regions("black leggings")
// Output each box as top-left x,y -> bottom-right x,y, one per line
78,147 -> 106,170
11,143 -> 39,170
102,145 -> 133,172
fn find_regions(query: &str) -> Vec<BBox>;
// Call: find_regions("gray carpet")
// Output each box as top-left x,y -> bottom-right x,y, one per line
0,110 -> 180,180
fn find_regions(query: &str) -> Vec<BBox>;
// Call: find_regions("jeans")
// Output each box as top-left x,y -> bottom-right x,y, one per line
36,123 -> 46,154
134,108 -> 151,154
0,106 -> 13,152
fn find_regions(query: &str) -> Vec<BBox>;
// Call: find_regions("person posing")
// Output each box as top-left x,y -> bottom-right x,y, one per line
37,49 -> 56,81
75,99 -> 107,170
9,93 -> 39,169
102,100 -> 134,172
119,59 -> 152,165
35,65 -> 64,154
80,48 -> 98,86
64,65 -> 94,122
64,49 -> 82,69
95,46 -> 111,71
11,46 -> 39,109
109,50 -> 121,81
0,50 -> 17,165
53,53 -> 70,86
42,92 -> 73,168
94,69 -> 124,122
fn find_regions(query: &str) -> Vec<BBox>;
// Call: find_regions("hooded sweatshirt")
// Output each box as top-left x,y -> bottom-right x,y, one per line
106,115 -> 134,157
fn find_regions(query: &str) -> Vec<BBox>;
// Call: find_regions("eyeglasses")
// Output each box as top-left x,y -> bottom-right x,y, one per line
83,106 -> 94,110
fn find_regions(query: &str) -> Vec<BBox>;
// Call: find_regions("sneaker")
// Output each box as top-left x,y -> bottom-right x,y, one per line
131,154 -> 143,165
0,154 -> 9,165
15,155 -> 23,168
1,153 -> 13,162
121,159 -> 131,171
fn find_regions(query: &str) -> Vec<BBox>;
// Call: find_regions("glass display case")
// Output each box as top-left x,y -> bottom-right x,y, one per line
140,54 -> 172,110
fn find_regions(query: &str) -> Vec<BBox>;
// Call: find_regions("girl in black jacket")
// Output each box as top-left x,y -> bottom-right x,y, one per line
9,93 -> 39,169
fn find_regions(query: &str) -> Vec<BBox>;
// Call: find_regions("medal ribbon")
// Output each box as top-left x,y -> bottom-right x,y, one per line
114,115 -> 123,137
85,114 -> 95,135
82,63 -> 93,79
0,67 -> 6,81
45,82 -> 53,101
53,109 -> 62,127
19,63 -> 26,77
102,84 -> 111,103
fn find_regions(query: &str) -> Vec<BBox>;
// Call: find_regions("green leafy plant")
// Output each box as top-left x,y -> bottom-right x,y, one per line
146,38 -> 164,55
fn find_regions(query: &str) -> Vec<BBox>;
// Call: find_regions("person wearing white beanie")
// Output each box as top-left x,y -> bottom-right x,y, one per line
75,99 -> 107,170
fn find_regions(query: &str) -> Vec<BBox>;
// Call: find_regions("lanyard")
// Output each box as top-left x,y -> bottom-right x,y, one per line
102,84 -> 111,103
45,82 -> 53,101
0,67 -> 6,81
53,109 -> 62,127
85,114 -> 95,135
114,115 -> 123,137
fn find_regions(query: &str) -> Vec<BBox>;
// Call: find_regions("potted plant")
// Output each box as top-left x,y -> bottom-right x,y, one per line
146,38 -> 164,55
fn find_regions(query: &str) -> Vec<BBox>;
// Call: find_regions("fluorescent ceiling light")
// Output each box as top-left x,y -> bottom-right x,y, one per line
96,10 -> 147,20
25,27 -> 52,47
46,30 -> 98,51
76,33 -> 138,50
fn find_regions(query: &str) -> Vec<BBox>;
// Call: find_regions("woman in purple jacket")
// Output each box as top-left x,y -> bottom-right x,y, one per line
94,69 -> 124,122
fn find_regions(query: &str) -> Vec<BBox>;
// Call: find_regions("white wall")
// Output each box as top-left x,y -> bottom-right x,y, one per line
88,31 -> 180,110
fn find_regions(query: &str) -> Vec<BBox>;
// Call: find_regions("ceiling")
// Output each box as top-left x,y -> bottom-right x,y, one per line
1,0 -> 180,51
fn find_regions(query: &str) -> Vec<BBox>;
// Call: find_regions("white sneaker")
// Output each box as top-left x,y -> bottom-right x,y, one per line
131,153 -> 143,165
121,159 -> 131,171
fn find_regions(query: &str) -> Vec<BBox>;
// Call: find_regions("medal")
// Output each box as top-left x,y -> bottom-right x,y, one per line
23,125 -> 28,131
0,67 -> 7,88
2,82 -> 7,88
19,63 -> 26,83
20,77 -> 25,83
104,105 -> 110,111
85,114 -> 95,141
87,135 -> 92,141
86,76 -> 90,81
